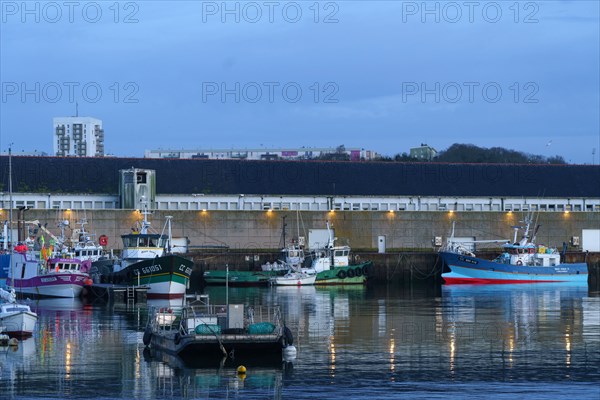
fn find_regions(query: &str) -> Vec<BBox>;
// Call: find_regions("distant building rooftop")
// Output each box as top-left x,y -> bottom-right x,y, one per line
145,146 -> 379,161
1,156 -> 599,198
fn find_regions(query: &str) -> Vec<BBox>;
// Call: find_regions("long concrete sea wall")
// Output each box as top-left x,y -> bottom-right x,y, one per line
14,210 -> 599,252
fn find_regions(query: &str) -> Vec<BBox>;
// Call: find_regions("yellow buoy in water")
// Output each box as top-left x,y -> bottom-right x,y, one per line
237,365 -> 247,374
8,338 -> 19,347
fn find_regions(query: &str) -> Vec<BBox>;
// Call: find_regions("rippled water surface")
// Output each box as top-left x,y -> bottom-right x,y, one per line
1,283 -> 598,399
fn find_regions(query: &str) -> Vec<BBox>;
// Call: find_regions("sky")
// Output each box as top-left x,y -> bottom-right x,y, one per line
0,0 -> 599,163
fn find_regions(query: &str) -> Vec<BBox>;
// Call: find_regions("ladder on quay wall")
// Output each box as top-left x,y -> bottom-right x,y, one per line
126,286 -> 135,305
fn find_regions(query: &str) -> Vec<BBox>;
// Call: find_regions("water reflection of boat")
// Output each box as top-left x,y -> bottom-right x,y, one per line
435,282 -> 596,381
274,285 -> 317,295
144,347 -> 292,395
0,336 -> 36,365
32,297 -> 84,311
146,298 -> 186,309
442,282 -> 589,297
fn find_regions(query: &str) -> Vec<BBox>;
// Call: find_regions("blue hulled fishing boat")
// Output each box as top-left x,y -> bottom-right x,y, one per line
440,214 -> 588,284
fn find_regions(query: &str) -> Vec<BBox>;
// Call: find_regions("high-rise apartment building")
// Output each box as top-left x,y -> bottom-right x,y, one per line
53,117 -> 104,157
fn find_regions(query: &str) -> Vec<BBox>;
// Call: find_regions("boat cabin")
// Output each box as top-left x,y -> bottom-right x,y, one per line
122,234 -> 165,248
48,258 -> 83,272
74,248 -> 103,259
120,234 -> 166,265
281,245 -> 305,267
310,245 -> 350,272
0,303 -> 31,314
501,244 -> 560,267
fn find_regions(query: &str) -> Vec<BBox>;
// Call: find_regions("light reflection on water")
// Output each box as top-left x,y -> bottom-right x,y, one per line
0,283 -> 597,399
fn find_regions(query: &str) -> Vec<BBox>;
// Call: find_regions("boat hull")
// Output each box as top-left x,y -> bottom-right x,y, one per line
203,270 -> 281,286
0,310 -> 37,337
7,273 -> 87,298
314,262 -> 371,285
150,331 -> 285,362
115,255 -> 194,299
440,252 -> 588,284
274,275 -> 316,286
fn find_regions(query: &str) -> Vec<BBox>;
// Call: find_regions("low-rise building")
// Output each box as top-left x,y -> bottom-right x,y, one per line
410,144 -> 438,161
144,147 -> 378,161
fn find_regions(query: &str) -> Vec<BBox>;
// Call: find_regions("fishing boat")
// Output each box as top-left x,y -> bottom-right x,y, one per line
204,247 -> 297,286
440,215 -> 588,284
143,296 -> 295,362
203,269 -> 277,286
110,204 -> 194,299
302,222 -> 371,285
0,287 -> 37,337
272,271 -> 316,286
7,249 -> 90,298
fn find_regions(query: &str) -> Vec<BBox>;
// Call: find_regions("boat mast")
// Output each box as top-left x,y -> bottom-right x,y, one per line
8,145 -> 13,248
282,215 -> 287,247
166,216 -> 173,253
296,210 -> 301,243
326,220 -> 334,248
2,222 -> 7,250
139,196 -> 151,234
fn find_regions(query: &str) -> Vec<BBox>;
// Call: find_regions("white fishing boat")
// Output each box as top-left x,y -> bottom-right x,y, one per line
272,271 -> 316,286
70,218 -> 106,263
0,287 -> 37,337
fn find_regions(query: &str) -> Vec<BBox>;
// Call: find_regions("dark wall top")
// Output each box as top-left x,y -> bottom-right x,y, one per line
1,156 -> 599,197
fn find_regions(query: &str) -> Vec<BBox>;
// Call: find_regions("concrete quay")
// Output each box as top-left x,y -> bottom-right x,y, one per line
13,210 -> 600,252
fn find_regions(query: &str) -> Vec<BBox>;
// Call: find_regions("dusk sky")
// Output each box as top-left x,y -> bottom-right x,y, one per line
1,1 -> 598,163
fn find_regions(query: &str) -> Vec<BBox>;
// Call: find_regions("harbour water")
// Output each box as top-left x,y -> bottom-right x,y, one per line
1,283 -> 598,399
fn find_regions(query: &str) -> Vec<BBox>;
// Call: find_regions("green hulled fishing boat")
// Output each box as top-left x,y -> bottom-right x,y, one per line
203,270 -> 282,286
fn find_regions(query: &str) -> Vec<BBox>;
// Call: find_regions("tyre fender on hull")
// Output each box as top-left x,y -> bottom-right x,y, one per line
362,264 -> 371,276
346,268 -> 355,278
282,326 -> 294,347
337,270 -> 347,280
143,327 -> 152,346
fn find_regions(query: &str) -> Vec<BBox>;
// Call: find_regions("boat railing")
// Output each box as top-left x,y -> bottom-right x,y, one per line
148,305 -> 186,334
148,303 -> 284,337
